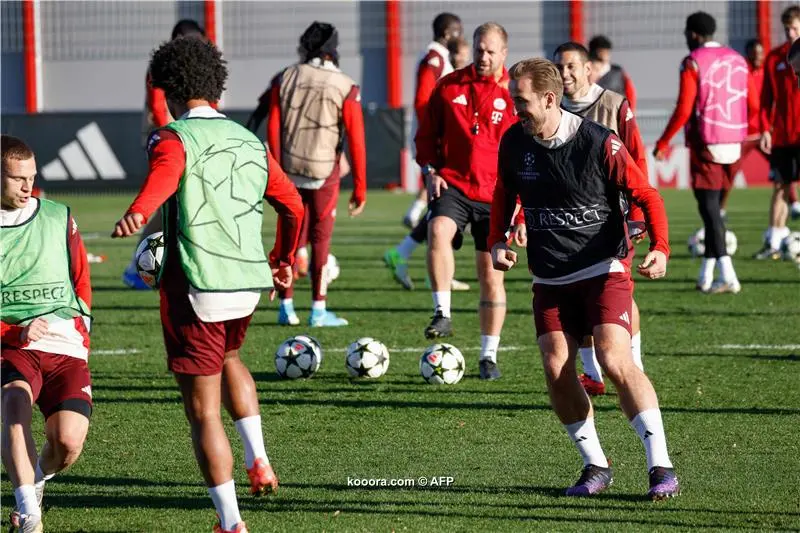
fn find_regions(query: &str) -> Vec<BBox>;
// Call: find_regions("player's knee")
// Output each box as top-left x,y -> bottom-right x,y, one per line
184,400 -> 221,425
51,427 -> 87,469
428,219 -> 454,245
1,387 -> 32,421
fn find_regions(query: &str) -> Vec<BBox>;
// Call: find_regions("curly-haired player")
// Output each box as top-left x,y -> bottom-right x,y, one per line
112,37 -> 304,533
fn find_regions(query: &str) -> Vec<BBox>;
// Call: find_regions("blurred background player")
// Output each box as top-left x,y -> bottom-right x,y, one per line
755,5 -> 800,259
246,40 -> 349,283
655,12 -> 747,294
449,37 -> 471,70
268,21 -> 367,327
415,22 -> 516,380
720,38 -> 766,219
551,41 -> 648,396
490,58 -> 677,500
384,13 -> 470,291
112,37 -> 304,533
792,33 -> 800,84
588,35 -> 637,111
2,135 -> 94,533
122,19 -> 207,290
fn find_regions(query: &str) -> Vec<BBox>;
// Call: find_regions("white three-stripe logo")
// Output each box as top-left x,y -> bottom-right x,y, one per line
40,122 -> 126,181
452,94 -> 467,106
610,139 -> 622,156
619,311 -> 630,324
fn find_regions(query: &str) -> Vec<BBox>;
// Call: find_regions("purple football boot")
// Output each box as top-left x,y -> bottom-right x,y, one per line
648,466 -> 680,500
565,464 -> 613,496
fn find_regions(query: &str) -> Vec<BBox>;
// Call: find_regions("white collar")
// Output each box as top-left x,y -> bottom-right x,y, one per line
561,83 -> 605,112
595,62 -> 611,77
427,40 -> 451,61
180,105 -> 225,120
532,110 -> 583,149
307,57 -> 340,72
702,41 -> 722,48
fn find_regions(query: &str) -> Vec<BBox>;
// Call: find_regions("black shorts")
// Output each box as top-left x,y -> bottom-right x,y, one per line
769,146 -> 800,184
428,186 -> 491,252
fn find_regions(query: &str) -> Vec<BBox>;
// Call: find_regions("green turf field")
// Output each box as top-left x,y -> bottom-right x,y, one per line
2,189 -> 799,532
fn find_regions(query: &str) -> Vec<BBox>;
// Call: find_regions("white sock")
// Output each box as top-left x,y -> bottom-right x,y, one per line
791,201 -> 800,213
296,247 -> 308,260
234,416 -> 269,469
396,236 -> 420,259
405,199 -> 427,222
768,226 -> 787,251
630,409 -> 673,470
631,332 -> 643,371
280,298 -> 293,307
208,480 -> 242,531
698,258 -> 716,287
564,419 -> 608,468
432,291 -> 451,317
579,346 -> 603,383
312,300 -> 326,311
14,485 -> 40,517
716,256 -> 738,284
719,208 -> 726,218
479,335 -> 500,362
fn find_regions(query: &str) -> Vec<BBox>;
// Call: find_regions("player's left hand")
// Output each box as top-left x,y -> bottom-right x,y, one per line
491,242 -> 518,271
637,250 -> 667,279
349,194 -> 366,217
269,265 -> 293,301
112,213 -> 145,238
512,223 -> 527,247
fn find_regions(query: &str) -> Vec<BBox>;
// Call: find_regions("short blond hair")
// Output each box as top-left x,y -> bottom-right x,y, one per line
473,22 -> 508,45
509,58 -> 563,103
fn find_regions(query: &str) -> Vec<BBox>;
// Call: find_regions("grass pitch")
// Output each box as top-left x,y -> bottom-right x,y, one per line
2,189 -> 799,532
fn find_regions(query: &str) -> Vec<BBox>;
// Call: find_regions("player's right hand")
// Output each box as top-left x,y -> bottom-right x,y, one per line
427,173 -> 448,202
21,318 -> 48,344
491,242 -> 517,272
112,213 -> 145,238
760,131 -> 772,154
269,265 -> 293,301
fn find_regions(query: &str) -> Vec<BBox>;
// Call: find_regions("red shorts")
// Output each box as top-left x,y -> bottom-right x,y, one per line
0,349 -> 93,419
533,273 -> 633,341
160,288 -> 253,376
690,148 -> 741,190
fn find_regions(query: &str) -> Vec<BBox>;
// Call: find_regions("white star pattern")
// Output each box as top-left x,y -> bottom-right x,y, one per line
699,57 -> 748,129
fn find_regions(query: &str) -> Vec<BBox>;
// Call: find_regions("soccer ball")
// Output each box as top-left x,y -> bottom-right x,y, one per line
687,228 -> 738,257
275,336 -> 322,379
781,232 -> 800,262
345,337 -> 390,378
325,253 -> 340,284
419,343 -> 465,385
134,232 -> 165,288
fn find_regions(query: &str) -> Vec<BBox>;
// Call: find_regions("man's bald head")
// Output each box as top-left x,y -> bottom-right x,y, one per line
790,37 -> 800,87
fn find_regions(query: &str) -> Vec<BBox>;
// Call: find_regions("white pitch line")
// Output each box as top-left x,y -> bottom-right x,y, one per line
719,344 -> 800,350
389,345 -> 531,353
94,349 -> 141,355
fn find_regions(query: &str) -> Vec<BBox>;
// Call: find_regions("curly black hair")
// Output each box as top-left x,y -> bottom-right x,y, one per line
149,36 -> 227,103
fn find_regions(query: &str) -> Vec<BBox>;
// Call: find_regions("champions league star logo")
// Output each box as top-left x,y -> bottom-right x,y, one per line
520,152 -> 538,180
700,57 -> 748,128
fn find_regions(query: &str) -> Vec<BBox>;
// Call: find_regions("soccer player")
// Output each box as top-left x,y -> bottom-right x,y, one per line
588,35 -> 637,111
755,5 -> 800,258
655,12 -> 747,294
551,41 -> 648,396
123,19 -> 207,290
415,22 -> 517,380
2,135 -> 94,533
112,37 -> 303,533
490,57 -> 679,500
384,13 -> 467,291
267,21 -> 367,327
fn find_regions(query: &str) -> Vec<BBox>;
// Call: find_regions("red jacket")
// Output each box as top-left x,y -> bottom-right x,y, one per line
747,64 -> 764,137
415,42 -> 451,122
761,41 -> 800,147
415,65 -> 517,204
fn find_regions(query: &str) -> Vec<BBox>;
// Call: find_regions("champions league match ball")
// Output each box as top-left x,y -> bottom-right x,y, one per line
781,232 -> 800,262
419,344 -> 465,385
345,337 -> 390,379
275,336 -> 323,379
134,232 -> 165,288
687,228 -> 738,257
